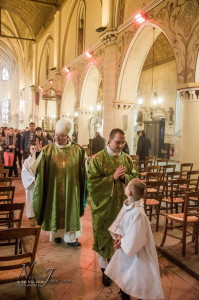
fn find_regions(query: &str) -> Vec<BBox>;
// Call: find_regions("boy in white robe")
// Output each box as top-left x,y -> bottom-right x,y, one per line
105,178 -> 164,300
21,143 -> 37,226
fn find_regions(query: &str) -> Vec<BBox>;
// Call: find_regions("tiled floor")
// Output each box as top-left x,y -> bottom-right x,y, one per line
0,178 -> 199,300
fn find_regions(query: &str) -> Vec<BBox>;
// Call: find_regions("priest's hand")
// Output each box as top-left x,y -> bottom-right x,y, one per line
114,166 -> 126,180
114,235 -> 121,251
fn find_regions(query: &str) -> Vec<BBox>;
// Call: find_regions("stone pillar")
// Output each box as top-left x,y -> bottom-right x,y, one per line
179,87 -> 199,169
114,102 -> 136,154
77,110 -> 91,146
100,32 -> 118,140
54,11 -> 61,69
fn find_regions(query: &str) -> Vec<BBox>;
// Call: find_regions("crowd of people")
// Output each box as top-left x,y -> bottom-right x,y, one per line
1,120 -> 162,300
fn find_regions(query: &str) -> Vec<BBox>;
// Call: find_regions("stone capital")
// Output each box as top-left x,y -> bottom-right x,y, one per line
100,30 -> 118,45
114,101 -> 137,111
178,88 -> 199,101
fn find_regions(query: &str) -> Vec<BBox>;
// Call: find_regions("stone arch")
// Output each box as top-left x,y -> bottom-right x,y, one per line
38,35 -> 54,84
117,23 -> 178,155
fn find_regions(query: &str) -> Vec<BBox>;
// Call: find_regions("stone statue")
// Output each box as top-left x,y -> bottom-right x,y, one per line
136,110 -> 143,125
167,107 -> 174,125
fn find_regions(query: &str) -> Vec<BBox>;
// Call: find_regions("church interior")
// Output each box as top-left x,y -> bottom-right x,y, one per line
0,0 -> 199,299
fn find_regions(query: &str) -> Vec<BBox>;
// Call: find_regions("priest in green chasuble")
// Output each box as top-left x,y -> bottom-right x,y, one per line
87,128 -> 137,286
33,118 -> 86,247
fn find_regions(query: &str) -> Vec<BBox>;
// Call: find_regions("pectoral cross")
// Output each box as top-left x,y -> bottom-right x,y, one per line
61,161 -> 66,167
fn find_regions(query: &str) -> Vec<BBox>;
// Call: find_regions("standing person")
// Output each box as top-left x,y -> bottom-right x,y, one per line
89,131 -> 106,155
2,127 -> 16,177
87,128 -> 137,287
15,128 -> 22,169
33,118 -> 86,247
21,143 -> 37,227
34,127 -> 48,147
105,178 -> 164,300
20,122 -> 35,160
136,130 -> 151,161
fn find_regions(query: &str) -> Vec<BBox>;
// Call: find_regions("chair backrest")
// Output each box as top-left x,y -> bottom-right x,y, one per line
0,168 -> 8,177
146,165 -> 161,172
162,164 -> 176,173
156,158 -> 168,166
0,226 -> 41,278
144,180 -> 168,206
0,177 -> 13,187
180,163 -> 193,173
130,155 -> 139,161
170,179 -> 190,198
145,172 -> 164,182
184,191 -> 199,220
0,203 -> 24,228
187,171 -> 199,186
139,160 -> 153,172
166,171 -> 182,180
0,186 -> 15,204
145,155 -> 157,162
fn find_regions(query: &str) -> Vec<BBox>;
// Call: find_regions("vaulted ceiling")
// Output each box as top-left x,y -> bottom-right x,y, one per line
0,0 -> 65,40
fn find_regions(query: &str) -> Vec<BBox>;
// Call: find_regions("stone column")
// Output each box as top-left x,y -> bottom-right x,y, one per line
77,110 -> 91,146
114,102 -> 137,154
100,32 -> 118,140
179,87 -> 199,169
54,11 -> 61,69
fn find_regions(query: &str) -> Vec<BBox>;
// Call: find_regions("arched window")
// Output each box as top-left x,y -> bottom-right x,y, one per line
1,96 -> 9,123
77,2 -> 85,56
46,44 -> 50,80
1,66 -> 9,80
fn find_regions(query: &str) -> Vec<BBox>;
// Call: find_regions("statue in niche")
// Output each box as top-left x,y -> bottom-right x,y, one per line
167,107 -> 174,125
136,110 -> 143,126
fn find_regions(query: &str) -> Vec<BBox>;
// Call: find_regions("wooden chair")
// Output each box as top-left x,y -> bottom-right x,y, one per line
0,177 -> 13,187
130,155 -> 139,161
145,172 -> 164,182
156,158 -> 168,166
162,164 -> 176,176
0,203 -> 25,254
146,165 -> 161,173
0,168 -> 8,177
186,171 -> 199,191
145,155 -> 156,162
0,186 -> 15,204
162,179 -> 190,214
144,180 -> 167,231
180,163 -> 193,178
160,191 -> 199,257
0,226 -> 41,300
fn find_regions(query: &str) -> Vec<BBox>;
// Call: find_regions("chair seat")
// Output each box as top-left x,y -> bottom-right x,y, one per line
163,197 -> 184,203
147,188 -> 157,193
146,199 -> 159,206
189,196 -> 198,201
167,186 -> 177,191
167,213 -> 198,222
179,184 -> 195,190
0,257 -> 31,283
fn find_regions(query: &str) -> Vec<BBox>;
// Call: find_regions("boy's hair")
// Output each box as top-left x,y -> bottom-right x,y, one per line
29,142 -> 36,147
128,178 -> 146,201
109,128 -> 125,139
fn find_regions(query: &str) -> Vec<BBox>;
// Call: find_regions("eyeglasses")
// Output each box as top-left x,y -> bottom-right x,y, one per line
111,139 -> 126,146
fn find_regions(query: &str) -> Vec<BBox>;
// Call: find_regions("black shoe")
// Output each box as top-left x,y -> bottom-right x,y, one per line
67,241 -> 81,247
54,237 -> 62,243
102,272 -> 111,287
118,289 -> 131,300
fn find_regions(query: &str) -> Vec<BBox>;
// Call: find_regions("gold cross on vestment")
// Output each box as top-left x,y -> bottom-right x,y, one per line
60,161 -> 66,167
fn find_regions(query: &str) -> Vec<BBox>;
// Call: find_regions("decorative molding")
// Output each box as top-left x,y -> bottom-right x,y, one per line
178,88 -> 199,101
77,108 -> 92,115
100,30 -> 118,45
114,102 -> 137,111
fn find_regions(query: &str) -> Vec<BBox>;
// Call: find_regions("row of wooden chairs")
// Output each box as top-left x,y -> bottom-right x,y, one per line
0,179 -> 41,300
143,179 -> 199,256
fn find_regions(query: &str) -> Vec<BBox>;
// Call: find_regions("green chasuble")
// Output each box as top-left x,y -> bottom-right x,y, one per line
33,143 -> 86,232
87,149 -> 137,259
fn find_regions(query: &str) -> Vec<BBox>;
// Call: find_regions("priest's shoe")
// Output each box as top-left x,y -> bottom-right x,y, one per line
54,237 -> 62,243
67,241 -> 81,247
118,289 -> 131,300
102,273 -> 111,287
